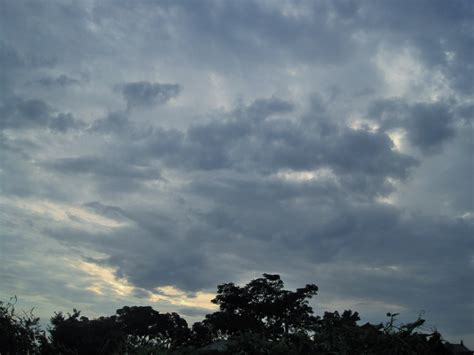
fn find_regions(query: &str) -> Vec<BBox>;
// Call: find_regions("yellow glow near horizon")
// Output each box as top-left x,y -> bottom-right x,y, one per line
77,261 -> 134,297
75,261 -> 216,310
151,286 -> 217,310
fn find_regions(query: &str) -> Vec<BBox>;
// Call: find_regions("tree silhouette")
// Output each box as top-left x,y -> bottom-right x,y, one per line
198,273 -> 319,341
49,309 -> 124,354
116,305 -> 189,350
0,297 -> 45,354
0,274 -> 461,354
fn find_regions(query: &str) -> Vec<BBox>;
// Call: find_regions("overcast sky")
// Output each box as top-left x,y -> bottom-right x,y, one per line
1,0 -> 473,345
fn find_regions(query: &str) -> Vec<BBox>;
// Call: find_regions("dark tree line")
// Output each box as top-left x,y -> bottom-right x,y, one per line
0,274 -> 456,354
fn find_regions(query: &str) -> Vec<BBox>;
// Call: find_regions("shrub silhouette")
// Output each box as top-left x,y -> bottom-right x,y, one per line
196,273 -> 319,341
0,274 -> 454,354
0,296 -> 45,354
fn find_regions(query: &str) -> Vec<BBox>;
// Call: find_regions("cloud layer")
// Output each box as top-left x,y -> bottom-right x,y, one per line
0,0 -> 472,345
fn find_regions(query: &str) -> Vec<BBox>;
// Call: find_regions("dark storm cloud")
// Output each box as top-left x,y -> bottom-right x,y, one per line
0,1 -> 100,68
49,113 -> 86,133
45,156 -> 162,195
83,201 -> 128,222
116,81 -> 181,110
355,0 -> 474,95
47,221 -> 233,292
91,0 -> 357,68
38,95 -> 418,217
396,128 -> 473,216
1,0 -> 473,345
90,111 -> 129,134
184,176 -> 473,332
0,39 -> 56,74
406,103 -> 456,154
92,0 -> 473,90
243,96 -> 295,118
44,177 -> 473,333
455,103 -> 474,124
185,176 -> 405,261
31,74 -> 80,88
0,97 -> 85,132
134,98 -> 417,190
369,99 -> 458,154
0,38 -> 53,97
0,41 -> 24,70
0,136 -> 38,197
46,156 -> 156,179
0,98 -> 50,129
318,211 -> 474,332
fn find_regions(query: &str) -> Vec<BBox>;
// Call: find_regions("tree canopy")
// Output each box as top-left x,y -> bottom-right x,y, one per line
199,273 -> 319,340
0,274 -> 459,354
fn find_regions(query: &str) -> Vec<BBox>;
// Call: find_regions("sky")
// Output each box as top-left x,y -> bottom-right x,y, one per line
0,0 -> 473,345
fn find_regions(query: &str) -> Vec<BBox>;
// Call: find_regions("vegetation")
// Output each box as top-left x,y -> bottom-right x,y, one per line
0,274 -> 452,354
0,296 -> 46,354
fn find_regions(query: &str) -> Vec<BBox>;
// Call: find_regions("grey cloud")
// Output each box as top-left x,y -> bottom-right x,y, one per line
177,307 -> 211,317
136,98 -> 418,191
0,39 -> 55,73
44,176 -> 473,333
83,201 -> 128,222
3,0 -> 472,96
406,103 -> 456,154
91,0 -> 473,91
32,74 -> 80,88
0,2 -> 98,69
0,98 -> 50,129
0,206 -> 158,323
369,99 -> 457,154
191,178 -> 473,332
157,0 -> 356,65
0,97 -> 84,132
0,134 -> 73,200
107,249 -> 212,291
242,96 -> 294,118
47,222 -> 232,292
1,0 -> 473,345
0,41 -> 24,69
45,156 -> 162,180
117,81 -> 181,109
340,0 -> 474,95
77,0 -> 380,94
0,140 -> 36,197
131,287 -> 153,299
76,96 -> 417,197
44,156 -> 162,196
90,111 -> 129,134
187,175 -> 399,252
49,113 -> 86,132
324,214 -> 474,332
395,128 -> 473,216
455,103 -> 474,124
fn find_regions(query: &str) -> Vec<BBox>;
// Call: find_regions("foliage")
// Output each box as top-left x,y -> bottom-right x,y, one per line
48,309 -> 125,354
0,296 -> 45,354
202,273 -> 319,340
46,306 -> 189,354
116,306 -> 189,351
0,274 -> 455,354
312,310 -> 446,354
